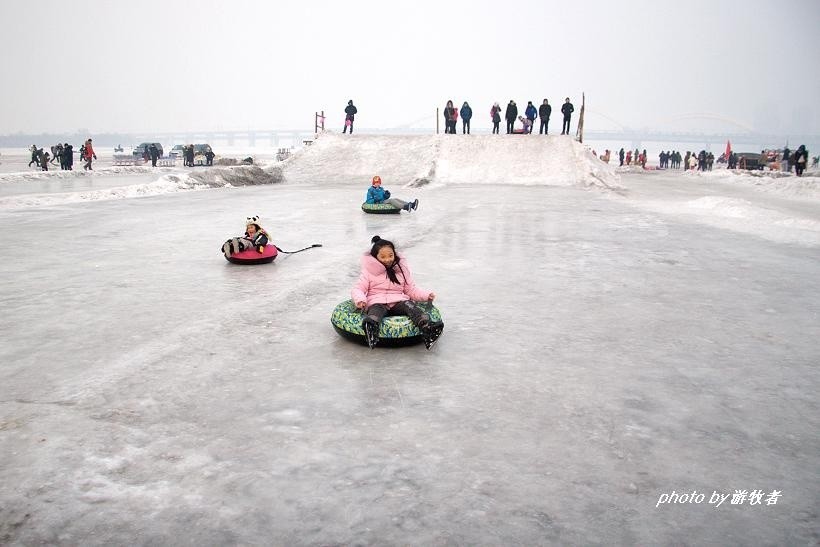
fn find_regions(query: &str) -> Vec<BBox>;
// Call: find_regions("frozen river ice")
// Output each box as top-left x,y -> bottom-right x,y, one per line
0,149 -> 818,544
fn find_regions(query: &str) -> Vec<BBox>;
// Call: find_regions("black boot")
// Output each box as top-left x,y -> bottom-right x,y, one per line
363,318 -> 380,349
421,320 -> 444,350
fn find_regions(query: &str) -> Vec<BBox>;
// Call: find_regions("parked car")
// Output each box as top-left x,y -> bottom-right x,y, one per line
192,144 -> 213,166
133,142 -> 164,159
169,144 -> 185,158
736,152 -> 764,170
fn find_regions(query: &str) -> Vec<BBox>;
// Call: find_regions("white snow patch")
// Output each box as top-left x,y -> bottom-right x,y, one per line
687,168 -> 820,202
641,195 -> 820,246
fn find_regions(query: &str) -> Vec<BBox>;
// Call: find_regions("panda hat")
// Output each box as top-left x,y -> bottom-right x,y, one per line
245,215 -> 264,232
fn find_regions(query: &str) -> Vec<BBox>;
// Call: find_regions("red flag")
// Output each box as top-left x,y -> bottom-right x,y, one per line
725,139 -> 732,160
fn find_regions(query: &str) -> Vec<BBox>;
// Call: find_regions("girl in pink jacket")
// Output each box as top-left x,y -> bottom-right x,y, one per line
352,236 -> 441,346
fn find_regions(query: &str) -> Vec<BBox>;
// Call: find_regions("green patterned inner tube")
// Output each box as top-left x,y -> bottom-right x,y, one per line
361,202 -> 401,214
331,299 -> 443,342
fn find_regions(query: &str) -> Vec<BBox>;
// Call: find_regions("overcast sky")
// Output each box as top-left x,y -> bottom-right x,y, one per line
1,0 -> 818,136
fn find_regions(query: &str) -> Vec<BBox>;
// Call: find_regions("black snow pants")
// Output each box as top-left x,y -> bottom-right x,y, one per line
364,300 -> 429,329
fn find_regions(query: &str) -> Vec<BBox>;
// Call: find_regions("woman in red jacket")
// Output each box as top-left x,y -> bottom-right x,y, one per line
83,138 -> 97,171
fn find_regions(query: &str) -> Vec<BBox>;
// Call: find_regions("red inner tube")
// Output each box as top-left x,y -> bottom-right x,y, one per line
226,244 -> 278,264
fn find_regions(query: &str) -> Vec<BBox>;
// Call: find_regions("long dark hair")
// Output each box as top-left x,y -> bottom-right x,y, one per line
370,235 -> 405,284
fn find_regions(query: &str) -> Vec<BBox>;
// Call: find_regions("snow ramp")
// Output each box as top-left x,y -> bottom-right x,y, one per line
280,133 -> 620,190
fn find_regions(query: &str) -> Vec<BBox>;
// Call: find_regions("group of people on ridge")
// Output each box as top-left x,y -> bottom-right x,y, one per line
455,98 -> 574,135
341,98 -> 576,136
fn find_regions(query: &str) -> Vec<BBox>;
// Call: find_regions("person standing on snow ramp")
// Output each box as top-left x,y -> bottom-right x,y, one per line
505,100 -> 518,134
343,100 -> 357,134
561,97 -> 574,135
538,99 -> 552,135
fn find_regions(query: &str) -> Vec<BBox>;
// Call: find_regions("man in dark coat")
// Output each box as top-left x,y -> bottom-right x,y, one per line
560,97 -> 574,135
538,99 -> 551,135
618,148 -> 625,166
149,144 -> 160,167
461,102 -> 473,134
504,100 -> 518,134
63,143 -> 74,170
343,100 -> 357,134
794,145 -> 808,176
781,147 -> 791,172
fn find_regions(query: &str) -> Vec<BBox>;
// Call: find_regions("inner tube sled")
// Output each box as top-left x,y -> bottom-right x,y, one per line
331,299 -> 443,347
226,244 -> 278,265
361,202 -> 400,215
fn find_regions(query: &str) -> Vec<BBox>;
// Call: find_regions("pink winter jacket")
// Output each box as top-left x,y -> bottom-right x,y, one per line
351,253 -> 432,308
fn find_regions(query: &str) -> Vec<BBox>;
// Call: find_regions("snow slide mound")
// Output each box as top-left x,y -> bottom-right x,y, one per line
280,133 -> 620,190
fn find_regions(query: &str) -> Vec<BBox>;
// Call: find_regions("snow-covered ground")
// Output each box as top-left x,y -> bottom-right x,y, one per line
0,135 -> 818,544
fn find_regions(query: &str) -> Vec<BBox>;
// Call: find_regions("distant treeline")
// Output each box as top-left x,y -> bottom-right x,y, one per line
0,132 -> 134,148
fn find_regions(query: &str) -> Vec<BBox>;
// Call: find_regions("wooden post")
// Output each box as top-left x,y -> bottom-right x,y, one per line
576,93 -> 585,143
436,108 -> 439,134
314,111 -> 326,136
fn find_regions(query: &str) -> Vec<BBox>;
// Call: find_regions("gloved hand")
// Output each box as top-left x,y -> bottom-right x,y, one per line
253,233 -> 268,247
383,190 -> 391,199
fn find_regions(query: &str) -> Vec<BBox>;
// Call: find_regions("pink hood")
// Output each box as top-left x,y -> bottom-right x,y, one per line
351,253 -> 432,307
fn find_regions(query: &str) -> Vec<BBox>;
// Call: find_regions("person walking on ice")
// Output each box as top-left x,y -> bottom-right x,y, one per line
82,139 -> 97,170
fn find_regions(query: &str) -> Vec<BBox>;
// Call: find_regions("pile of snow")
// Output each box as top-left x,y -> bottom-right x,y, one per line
0,174 -> 208,209
0,165 -> 282,209
0,165 -> 159,182
281,133 -> 621,190
187,165 -> 282,187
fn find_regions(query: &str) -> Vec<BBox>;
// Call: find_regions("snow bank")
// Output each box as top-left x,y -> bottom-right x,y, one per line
0,165 -> 282,209
684,168 -> 820,202
0,165 -> 159,183
640,195 -> 820,246
280,133 -> 621,190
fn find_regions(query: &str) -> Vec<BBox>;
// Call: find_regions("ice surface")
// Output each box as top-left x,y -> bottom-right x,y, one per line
0,137 -> 818,545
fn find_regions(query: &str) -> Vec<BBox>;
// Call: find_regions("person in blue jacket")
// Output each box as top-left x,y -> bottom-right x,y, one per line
461,101 -> 473,134
524,101 -> 537,134
366,175 -> 418,212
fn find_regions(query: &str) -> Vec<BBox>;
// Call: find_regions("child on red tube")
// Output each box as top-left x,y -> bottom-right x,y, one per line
221,216 -> 270,257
